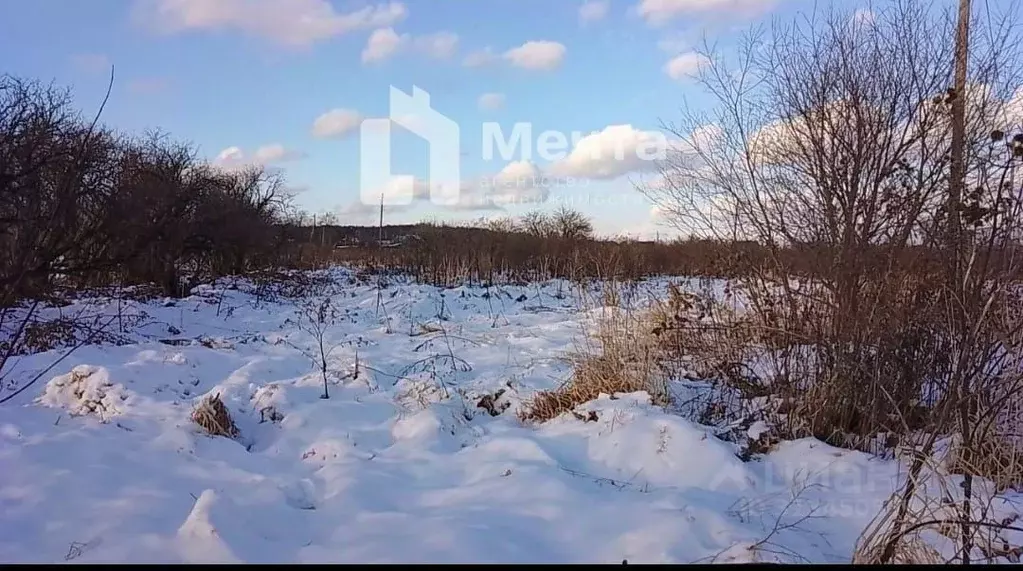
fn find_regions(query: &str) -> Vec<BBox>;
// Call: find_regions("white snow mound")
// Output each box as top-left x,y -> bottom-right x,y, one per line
38,365 -> 131,419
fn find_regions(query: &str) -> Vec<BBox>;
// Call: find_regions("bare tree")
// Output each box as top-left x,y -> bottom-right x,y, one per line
520,210 -> 553,238
550,205 -> 594,241
644,0 -> 1021,430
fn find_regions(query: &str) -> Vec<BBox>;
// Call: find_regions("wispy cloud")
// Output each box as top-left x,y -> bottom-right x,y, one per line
136,0 -> 408,48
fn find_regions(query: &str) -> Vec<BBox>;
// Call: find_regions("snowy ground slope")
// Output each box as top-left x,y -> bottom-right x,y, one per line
0,268 -> 1008,563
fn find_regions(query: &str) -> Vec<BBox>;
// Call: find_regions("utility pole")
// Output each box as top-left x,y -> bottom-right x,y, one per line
378,193 -> 384,246
949,0 -> 972,565
948,0 -> 970,277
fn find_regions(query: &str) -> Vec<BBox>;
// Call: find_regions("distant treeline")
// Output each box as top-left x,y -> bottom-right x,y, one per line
0,72 -> 1000,304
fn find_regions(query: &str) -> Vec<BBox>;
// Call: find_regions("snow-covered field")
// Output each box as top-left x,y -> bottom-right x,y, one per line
0,267 -> 1015,563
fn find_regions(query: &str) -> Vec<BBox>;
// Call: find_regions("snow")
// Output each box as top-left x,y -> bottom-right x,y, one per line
0,268 -> 1018,563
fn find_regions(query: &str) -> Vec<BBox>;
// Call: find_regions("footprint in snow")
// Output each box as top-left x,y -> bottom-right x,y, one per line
279,479 -> 317,510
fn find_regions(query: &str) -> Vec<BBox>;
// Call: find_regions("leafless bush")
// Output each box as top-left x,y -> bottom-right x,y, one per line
642,0 -> 1022,431
295,296 -> 341,400
855,448 -> 1023,564
0,71 -> 307,410
641,0 -> 1023,562
0,73 -> 297,307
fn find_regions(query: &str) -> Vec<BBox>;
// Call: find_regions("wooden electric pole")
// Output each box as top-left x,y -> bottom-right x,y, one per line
950,0 -> 973,565
949,0 -> 971,275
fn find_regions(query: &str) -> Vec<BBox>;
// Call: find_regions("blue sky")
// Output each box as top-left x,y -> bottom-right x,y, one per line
0,0 -> 922,237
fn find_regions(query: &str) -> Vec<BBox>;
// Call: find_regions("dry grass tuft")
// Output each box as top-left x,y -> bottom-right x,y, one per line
519,283 -> 680,424
519,280 -> 758,424
521,354 -> 667,423
191,393 -> 239,438
950,432 -> 1023,494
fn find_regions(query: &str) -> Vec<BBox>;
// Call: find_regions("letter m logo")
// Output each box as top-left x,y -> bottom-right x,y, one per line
359,86 -> 461,206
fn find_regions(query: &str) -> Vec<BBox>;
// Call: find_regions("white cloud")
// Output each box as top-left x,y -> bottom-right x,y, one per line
415,31 -> 459,60
312,108 -> 363,139
637,0 -> 778,26
579,0 -> 610,24
1003,87 -> 1023,127
743,101 -> 881,166
686,123 -> 724,151
378,176 -> 432,204
442,162 -> 550,210
491,160 -> 540,184
139,0 -> 407,47
550,124 -> 668,180
362,27 -> 407,63
215,144 -> 304,170
656,123 -> 722,166
503,41 -> 566,71
361,29 -> 459,64
215,146 -> 245,168
615,203 -> 681,241
254,143 -> 304,163
663,51 -> 708,81
337,199 -> 417,220
478,93 -> 505,111
345,160 -> 551,214
479,161 -> 550,206
463,47 -> 499,68
350,177 -> 475,212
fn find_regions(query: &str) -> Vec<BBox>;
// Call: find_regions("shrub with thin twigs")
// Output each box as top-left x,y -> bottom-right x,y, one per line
854,450 -> 1023,564
295,295 -> 342,400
